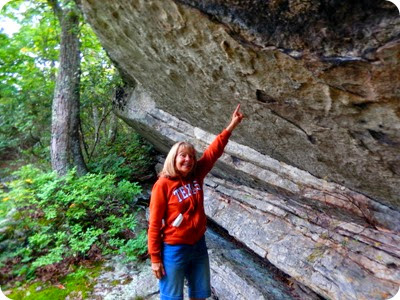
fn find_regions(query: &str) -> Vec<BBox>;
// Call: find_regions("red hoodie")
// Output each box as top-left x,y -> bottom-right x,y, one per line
148,129 -> 231,263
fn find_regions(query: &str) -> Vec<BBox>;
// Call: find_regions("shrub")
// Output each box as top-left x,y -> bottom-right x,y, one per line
0,165 -> 147,285
87,132 -> 155,182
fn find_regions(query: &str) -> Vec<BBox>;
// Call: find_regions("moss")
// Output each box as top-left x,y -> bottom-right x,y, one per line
121,277 -> 133,285
7,262 -> 104,300
306,244 -> 326,263
340,237 -> 349,247
104,266 -> 114,272
88,262 -> 103,278
319,232 -> 330,240
111,279 -> 120,286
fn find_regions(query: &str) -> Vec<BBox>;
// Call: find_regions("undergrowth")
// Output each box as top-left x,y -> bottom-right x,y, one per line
0,165 -> 148,290
7,263 -> 103,299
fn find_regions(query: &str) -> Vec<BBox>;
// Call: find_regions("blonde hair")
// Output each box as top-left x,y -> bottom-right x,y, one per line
159,142 -> 196,178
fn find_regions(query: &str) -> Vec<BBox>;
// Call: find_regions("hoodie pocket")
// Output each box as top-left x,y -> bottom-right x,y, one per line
171,213 -> 183,227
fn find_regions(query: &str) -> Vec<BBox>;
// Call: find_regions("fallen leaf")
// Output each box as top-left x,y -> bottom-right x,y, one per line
55,284 -> 66,289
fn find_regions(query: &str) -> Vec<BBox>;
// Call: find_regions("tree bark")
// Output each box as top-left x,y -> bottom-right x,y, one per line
108,111 -> 118,143
92,105 -> 100,148
50,0 -> 87,176
92,105 -> 99,133
70,86 -> 88,175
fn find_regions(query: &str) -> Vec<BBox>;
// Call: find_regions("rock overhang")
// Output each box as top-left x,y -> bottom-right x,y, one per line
80,0 -> 400,209
78,0 -> 400,298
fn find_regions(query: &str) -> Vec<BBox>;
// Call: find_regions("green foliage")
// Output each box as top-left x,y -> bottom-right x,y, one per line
87,131 -> 156,181
119,230 -> 148,263
0,2 -> 57,159
0,1 -> 155,289
0,188 -> 12,219
0,1 -> 123,170
7,263 -> 103,300
0,165 -> 147,286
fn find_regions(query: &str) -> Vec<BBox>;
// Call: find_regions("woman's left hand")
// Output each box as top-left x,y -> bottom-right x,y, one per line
226,104 -> 244,132
151,262 -> 165,279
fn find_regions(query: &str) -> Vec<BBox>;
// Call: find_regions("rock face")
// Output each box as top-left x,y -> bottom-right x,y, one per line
206,228 -> 320,299
91,228 -> 312,300
80,0 -> 400,208
79,1 -> 400,299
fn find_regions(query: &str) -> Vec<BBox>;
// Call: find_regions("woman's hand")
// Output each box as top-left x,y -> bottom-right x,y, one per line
152,262 -> 166,279
226,104 -> 244,132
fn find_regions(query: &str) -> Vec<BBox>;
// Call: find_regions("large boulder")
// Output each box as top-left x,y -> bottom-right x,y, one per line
79,0 -> 400,299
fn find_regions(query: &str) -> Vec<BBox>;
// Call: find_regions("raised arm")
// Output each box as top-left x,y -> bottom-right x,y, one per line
196,104 -> 244,179
225,104 -> 244,133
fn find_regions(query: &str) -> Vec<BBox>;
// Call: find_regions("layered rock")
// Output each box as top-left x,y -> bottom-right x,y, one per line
205,176 -> 400,300
91,228 -> 314,300
80,0 -> 400,207
79,0 -> 400,299
112,86 -> 399,299
206,228 -> 320,299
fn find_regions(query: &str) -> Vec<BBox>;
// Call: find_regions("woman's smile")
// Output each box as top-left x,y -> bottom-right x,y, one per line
175,147 -> 194,176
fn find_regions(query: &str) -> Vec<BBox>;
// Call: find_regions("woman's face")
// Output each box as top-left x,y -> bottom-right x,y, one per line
175,146 -> 195,177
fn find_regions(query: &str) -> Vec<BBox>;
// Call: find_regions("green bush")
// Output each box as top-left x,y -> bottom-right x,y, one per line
87,132 -> 155,182
0,165 -> 147,285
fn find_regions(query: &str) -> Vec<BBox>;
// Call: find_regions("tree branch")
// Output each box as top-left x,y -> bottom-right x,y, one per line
46,0 -> 63,21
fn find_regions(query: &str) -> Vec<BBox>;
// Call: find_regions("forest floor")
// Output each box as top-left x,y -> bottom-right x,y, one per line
0,150 -> 25,180
3,255 -> 159,300
2,208 -> 156,300
0,157 -> 157,300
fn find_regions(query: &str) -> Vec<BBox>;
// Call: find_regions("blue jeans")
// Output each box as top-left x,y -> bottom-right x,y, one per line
160,236 -> 211,300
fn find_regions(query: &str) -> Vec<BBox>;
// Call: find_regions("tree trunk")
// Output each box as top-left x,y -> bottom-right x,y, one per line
108,111 -> 118,143
70,87 -> 88,175
92,105 -> 100,151
92,105 -> 99,133
101,107 -> 107,138
50,1 -> 87,176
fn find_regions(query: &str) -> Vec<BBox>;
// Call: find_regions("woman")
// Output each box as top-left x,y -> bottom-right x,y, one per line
148,104 -> 244,300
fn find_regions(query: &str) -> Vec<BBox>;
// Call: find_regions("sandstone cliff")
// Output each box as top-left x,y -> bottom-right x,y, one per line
79,1 -> 400,299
